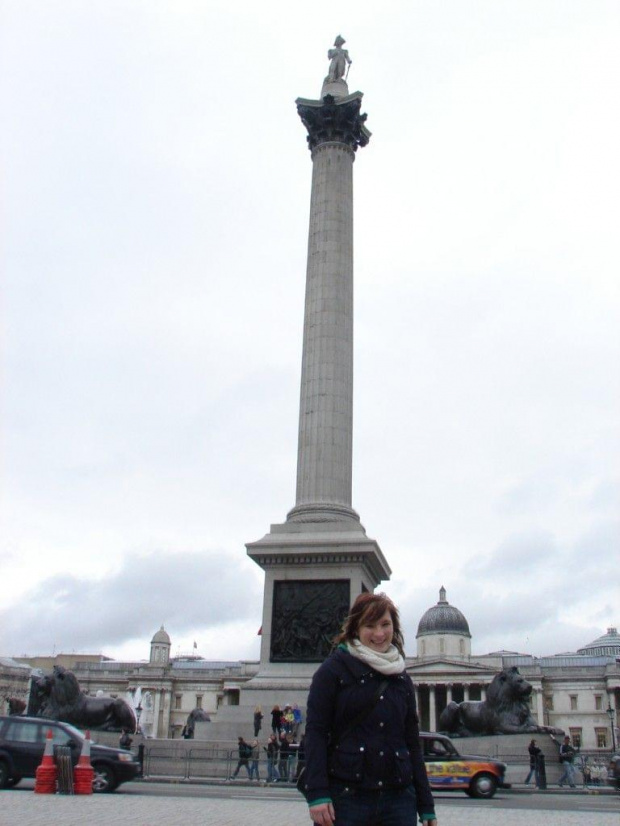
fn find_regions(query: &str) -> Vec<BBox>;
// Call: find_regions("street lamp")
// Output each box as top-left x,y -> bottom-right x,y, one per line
135,702 -> 143,734
607,704 -> 617,753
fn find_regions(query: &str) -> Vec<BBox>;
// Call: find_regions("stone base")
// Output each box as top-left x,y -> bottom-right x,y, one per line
448,731 -> 563,786
320,78 -> 349,99
246,516 -> 390,678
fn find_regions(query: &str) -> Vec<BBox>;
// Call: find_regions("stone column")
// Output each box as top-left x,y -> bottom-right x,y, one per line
429,685 -> 437,732
481,685 -> 487,701
463,684 -> 470,702
288,94 -> 370,524
246,66 -> 390,688
446,684 -> 453,704
536,688 -> 544,725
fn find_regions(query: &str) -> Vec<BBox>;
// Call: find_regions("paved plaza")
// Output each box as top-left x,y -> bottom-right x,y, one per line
1,790 -> 618,826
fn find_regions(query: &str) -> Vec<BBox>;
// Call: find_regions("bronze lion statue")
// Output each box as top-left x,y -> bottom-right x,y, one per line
30,666 -> 136,732
438,666 -> 558,737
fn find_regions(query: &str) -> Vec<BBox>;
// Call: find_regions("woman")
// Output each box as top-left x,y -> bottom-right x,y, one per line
264,733 -> 280,783
271,704 -> 282,735
248,739 -> 261,781
254,705 -> 264,737
304,593 -> 437,826
524,739 -> 541,787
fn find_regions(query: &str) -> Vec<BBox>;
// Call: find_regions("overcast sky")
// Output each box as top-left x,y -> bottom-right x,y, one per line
1,1 -> 618,664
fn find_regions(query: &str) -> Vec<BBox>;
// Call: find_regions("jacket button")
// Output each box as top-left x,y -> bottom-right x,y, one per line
360,746 -> 365,752
380,696 -> 384,700
379,751 -> 384,757
379,722 -> 384,727
361,679 -> 365,684
378,781 -> 383,787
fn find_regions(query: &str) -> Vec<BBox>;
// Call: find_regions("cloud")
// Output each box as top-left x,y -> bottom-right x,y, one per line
0,550 -> 263,657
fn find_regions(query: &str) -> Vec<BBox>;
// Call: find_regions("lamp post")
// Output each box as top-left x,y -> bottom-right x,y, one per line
135,702 -> 143,734
607,704 -> 617,753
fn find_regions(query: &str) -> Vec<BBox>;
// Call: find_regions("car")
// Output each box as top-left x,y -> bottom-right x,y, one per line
0,716 -> 141,792
609,753 -> 620,790
420,732 -> 510,799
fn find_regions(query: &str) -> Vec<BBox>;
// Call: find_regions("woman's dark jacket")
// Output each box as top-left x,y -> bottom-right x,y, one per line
304,648 -> 435,817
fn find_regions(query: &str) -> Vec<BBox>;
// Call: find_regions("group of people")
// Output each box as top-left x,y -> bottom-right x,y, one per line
229,732 -> 306,784
252,703 -> 303,738
529,734 -> 609,790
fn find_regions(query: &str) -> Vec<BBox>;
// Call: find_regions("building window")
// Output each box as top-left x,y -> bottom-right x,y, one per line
196,695 -> 203,709
175,694 -> 182,710
544,695 -> 554,710
569,695 -> 578,711
459,639 -> 465,655
595,695 -> 602,711
421,641 -> 426,656
569,728 -> 582,748
595,728 -> 608,749
439,638 -> 445,654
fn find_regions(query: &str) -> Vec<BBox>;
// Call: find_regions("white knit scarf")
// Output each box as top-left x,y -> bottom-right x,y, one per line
346,639 -> 405,675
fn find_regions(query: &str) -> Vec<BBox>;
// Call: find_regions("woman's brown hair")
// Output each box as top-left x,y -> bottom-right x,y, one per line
334,592 -> 405,656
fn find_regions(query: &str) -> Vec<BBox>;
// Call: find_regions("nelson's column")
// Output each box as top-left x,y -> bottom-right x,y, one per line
246,38 -> 390,687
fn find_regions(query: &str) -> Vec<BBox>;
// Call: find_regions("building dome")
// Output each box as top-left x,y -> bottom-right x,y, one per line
577,626 -> 620,658
151,625 -> 171,645
417,587 -> 471,638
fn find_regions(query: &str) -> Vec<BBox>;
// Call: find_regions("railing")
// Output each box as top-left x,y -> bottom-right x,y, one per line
141,746 -> 300,783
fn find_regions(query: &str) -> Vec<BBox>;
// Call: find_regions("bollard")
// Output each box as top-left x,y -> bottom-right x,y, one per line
537,753 -> 547,790
54,745 -> 75,794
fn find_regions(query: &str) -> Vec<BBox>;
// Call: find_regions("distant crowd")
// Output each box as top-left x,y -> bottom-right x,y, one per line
228,704 -> 305,783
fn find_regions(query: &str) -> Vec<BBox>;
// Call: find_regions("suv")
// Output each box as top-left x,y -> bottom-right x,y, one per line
420,732 -> 510,799
0,716 -> 140,792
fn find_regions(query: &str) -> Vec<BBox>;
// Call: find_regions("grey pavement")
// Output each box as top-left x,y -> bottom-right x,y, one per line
1,789 -> 618,826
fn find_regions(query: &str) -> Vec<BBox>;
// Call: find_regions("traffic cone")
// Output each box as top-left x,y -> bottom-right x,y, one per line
73,730 -> 94,795
34,729 -> 57,794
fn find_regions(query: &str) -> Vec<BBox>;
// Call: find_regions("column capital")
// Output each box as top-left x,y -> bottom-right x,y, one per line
296,93 -> 371,153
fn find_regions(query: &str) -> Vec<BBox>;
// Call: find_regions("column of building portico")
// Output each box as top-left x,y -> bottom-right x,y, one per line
463,685 -> 470,702
429,686 -> 437,731
481,685 -> 487,701
535,687 -> 544,725
446,684 -> 453,704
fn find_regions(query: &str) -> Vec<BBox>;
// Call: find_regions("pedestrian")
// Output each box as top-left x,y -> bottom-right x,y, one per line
303,591 -> 437,826
524,738 -> 541,786
231,736 -> 252,779
264,733 -> 280,783
295,733 -> 306,781
278,731 -> 290,780
253,705 -> 264,737
292,703 -> 303,738
248,739 -> 261,781
271,704 -> 282,735
119,728 -> 133,751
556,735 -> 577,788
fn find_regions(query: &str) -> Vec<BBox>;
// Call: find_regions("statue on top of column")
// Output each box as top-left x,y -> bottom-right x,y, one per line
327,35 -> 352,82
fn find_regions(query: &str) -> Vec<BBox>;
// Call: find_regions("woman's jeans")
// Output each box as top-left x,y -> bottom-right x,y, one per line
267,758 -> 280,783
330,783 -> 419,826
249,759 -> 260,780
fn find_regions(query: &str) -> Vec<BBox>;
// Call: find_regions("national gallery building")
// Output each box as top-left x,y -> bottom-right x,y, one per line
5,589 -> 619,752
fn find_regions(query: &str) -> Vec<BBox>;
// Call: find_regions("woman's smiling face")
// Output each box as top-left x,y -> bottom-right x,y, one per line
358,609 -> 394,653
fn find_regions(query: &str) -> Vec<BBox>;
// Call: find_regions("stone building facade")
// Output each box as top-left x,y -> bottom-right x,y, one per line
7,594 -> 619,751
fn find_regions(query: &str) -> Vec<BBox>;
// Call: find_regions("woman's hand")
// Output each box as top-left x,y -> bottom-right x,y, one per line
309,801 -> 336,826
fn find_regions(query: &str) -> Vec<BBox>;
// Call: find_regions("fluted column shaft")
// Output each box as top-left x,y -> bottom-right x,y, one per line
295,141 -> 354,509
